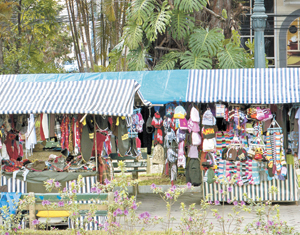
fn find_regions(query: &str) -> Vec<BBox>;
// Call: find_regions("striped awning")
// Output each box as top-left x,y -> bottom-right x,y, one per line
0,76 -> 150,116
187,68 -> 300,104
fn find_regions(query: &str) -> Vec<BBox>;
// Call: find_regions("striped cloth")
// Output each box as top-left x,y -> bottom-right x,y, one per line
187,68 -> 300,104
204,164 -> 298,202
0,78 -> 150,116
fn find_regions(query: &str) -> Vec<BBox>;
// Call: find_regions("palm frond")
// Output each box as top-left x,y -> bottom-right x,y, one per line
154,51 -> 182,70
170,10 -> 194,40
174,0 -> 207,13
217,42 -> 245,69
127,47 -> 147,71
189,27 -> 224,56
180,50 -> 212,69
123,22 -> 143,50
129,0 -> 155,25
146,1 -> 171,42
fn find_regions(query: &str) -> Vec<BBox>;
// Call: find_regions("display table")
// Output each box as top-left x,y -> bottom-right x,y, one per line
203,165 -> 298,203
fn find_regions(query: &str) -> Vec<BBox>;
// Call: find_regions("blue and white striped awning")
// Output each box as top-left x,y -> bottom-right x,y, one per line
0,76 -> 150,116
187,68 -> 300,104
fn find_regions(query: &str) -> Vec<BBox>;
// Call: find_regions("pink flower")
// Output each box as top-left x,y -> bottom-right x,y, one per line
151,183 -> 156,189
104,178 -> 110,185
214,200 -> 220,205
228,186 -> 232,192
256,221 -> 261,227
131,202 -> 137,210
5,232 -> 9,235
241,201 -> 246,206
187,182 -> 192,189
188,217 -> 193,221
63,187 -> 67,193
166,192 -> 171,199
42,200 -> 50,206
87,217 -> 92,222
96,188 -> 101,194
58,201 -> 64,207
115,208 -> 123,215
55,181 -> 61,188
72,189 -> 77,193
18,225 -> 21,230
219,189 -> 223,194
91,187 -> 97,193
77,232 -> 81,235
233,201 -> 238,206
124,209 -> 129,216
32,219 -> 39,225
227,198 -> 231,204
113,211 -> 117,217
47,179 -> 54,184
114,191 -> 119,197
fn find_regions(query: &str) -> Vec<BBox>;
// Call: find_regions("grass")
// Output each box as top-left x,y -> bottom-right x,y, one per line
114,173 -> 187,186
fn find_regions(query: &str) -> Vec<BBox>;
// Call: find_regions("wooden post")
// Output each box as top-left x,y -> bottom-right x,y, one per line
29,192 -> 36,230
147,155 -> 151,174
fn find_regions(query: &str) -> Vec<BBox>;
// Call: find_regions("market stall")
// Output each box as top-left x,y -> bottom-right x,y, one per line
0,77 -> 150,194
185,68 -> 300,202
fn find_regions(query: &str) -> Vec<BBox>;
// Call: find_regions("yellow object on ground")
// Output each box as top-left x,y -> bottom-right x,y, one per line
37,211 -> 70,218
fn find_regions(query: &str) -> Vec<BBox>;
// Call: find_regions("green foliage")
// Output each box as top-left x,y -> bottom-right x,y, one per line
170,10 -> 194,40
129,0 -> 155,26
127,47 -> 147,71
1,0 -> 72,74
174,0 -> 207,13
145,1 -> 171,42
181,51 -> 212,69
123,22 -> 143,49
189,27 -> 224,56
154,52 -> 182,70
111,0 -> 263,71
217,42 -> 245,69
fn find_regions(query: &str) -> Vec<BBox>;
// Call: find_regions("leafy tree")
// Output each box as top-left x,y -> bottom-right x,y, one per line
108,0 -> 255,71
0,0 -> 72,74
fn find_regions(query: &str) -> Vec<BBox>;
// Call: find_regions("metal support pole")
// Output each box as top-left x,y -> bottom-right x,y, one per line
94,115 -> 98,173
251,0 -> 267,68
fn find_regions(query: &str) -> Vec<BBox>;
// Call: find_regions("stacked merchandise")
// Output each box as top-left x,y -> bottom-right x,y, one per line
151,102 -> 297,188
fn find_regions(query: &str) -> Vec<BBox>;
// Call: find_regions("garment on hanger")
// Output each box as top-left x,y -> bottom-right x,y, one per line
25,114 -> 37,151
42,113 -> 49,139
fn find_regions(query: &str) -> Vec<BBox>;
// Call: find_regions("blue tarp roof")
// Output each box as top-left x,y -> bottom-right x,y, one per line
15,70 -> 189,104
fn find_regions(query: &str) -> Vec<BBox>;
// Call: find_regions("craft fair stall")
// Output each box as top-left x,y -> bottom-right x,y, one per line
0,76 -> 150,195
184,68 -> 300,202
31,68 -> 300,203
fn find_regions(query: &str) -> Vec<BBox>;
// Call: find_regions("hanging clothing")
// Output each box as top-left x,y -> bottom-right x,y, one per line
295,108 -> 300,159
42,113 -> 49,139
39,114 -> 45,141
25,114 -> 37,151
49,114 -> 55,137
152,112 -> 163,145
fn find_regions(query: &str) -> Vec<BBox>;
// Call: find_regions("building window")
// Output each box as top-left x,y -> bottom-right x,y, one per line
287,17 -> 300,67
239,0 -> 275,67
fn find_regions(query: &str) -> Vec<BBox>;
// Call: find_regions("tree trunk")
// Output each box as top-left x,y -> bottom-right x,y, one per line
91,0 -> 97,65
209,0 -> 232,39
15,0 -> 22,74
65,0 -> 81,71
79,0 -> 94,71
76,0 -> 90,72
0,37 -> 3,72
69,0 -> 84,72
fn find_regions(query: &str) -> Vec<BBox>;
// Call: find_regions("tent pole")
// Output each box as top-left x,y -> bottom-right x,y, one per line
94,115 -> 98,176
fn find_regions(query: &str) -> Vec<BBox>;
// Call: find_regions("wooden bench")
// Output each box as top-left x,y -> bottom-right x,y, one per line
20,192 -> 113,229
110,153 -> 150,179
